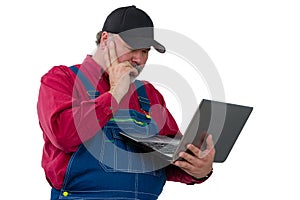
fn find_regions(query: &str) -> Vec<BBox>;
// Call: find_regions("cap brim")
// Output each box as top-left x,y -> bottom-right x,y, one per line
152,40 -> 166,53
120,35 -> 166,53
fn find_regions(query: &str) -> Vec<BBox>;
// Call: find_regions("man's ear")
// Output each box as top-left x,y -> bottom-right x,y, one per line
101,31 -> 109,46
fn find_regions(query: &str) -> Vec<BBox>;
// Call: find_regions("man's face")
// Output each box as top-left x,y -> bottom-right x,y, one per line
110,34 -> 150,76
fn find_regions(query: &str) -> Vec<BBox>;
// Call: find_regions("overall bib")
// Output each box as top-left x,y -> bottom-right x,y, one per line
51,66 -> 166,200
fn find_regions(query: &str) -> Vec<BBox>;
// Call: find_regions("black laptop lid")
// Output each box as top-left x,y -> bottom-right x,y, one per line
175,99 -> 253,162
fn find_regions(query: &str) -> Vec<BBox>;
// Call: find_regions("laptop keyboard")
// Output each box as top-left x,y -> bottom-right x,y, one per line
143,142 -> 177,154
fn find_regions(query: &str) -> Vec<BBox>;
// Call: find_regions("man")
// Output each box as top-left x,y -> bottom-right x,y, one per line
37,5 -> 215,200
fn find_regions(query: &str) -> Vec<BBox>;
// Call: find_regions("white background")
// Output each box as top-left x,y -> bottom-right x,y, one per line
1,0 -> 299,199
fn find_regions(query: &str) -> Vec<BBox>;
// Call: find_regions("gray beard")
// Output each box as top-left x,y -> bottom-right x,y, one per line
130,64 -> 144,82
134,65 -> 144,74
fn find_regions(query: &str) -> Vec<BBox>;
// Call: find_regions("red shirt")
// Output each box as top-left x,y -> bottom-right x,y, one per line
37,55 -> 204,189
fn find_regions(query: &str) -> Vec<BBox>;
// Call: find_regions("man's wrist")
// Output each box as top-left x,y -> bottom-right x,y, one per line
108,90 -> 122,104
192,168 -> 213,181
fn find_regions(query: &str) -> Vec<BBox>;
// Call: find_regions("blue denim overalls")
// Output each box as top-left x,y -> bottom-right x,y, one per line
50,66 -> 167,200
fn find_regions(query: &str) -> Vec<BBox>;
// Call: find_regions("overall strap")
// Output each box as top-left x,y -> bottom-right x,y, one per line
69,66 -> 100,99
134,80 -> 151,117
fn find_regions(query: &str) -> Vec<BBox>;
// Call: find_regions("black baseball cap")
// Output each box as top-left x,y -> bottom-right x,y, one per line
102,5 -> 165,53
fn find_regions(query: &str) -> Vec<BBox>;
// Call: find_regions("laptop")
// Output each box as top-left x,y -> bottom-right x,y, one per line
119,99 -> 253,163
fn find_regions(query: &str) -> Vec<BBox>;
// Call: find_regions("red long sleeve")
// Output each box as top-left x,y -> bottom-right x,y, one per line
38,55 -> 209,189
38,66 -> 118,153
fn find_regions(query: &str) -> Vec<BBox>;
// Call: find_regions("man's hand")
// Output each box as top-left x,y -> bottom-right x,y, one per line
104,40 -> 138,103
173,134 -> 215,179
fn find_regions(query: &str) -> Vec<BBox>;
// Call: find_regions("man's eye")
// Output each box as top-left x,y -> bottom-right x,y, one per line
142,49 -> 150,54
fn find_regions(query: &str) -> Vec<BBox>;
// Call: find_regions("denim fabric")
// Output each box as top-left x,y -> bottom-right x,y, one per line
52,109 -> 166,200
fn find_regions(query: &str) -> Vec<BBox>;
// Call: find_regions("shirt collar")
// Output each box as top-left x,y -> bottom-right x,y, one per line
81,55 -> 109,83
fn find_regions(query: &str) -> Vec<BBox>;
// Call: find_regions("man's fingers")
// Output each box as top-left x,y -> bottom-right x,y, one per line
104,39 -> 119,68
187,144 -> 201,157
108,40 -> 118,65
199,135 -> 215,159
186,134 -> 214,159
178,152 -> 199,165
206,134 -> 214,150
129,66 -> 139,77
174,160 -> 194,171
104,47 -> 111,68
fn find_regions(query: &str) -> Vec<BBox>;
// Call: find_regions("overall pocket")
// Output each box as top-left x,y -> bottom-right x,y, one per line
98,109 -> 163,177
98,128 -> 163,177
